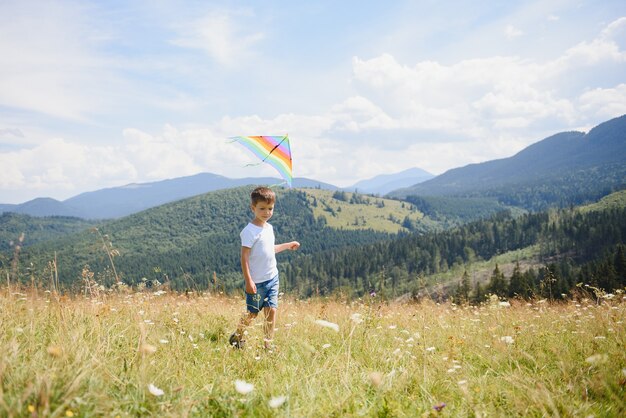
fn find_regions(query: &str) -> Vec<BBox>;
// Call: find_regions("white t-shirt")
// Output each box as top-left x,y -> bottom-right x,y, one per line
240,222 -> 278,283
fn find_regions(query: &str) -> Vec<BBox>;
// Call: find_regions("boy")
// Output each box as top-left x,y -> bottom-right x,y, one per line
229,186 -> 300,350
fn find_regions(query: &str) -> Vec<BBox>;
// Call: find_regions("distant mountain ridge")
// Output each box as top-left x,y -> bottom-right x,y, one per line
388,114 -> 626,209
0,174 -> 339,219
347,167 -> 434,195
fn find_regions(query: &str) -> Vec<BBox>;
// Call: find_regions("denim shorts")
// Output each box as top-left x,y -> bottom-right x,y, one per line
245,275 -> 279,314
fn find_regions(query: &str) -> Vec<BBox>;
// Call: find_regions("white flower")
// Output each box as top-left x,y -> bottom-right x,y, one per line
499,301 -> 511,307
426,346 -> 436,352
140,344 -> 157,354
500,336 -> 514,344
159,339 -> 169,344
458,380 -> 468,385
322,343 -> 331,349
235,380 -> 254,394
148,383 -> 164,397
585,354 -> 608,365
350,313 -> 363,323
268,395 -> 287,408
315,319 -> 339,332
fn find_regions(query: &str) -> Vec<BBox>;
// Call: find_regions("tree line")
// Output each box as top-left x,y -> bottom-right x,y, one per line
279,206 -> 626,299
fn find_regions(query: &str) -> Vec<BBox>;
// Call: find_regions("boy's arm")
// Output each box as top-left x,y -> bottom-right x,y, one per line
275,241 -> 300,254
241,246 -> 257,294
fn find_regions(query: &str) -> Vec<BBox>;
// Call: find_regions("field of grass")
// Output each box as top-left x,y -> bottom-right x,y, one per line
301,189 -> 436,233
1,288 -> 624,417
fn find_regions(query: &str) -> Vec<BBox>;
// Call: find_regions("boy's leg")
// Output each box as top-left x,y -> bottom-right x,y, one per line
237,312 -> 258,336
235,312 -> 257,337
230,312 -> 257,348
262,307 -> 277,348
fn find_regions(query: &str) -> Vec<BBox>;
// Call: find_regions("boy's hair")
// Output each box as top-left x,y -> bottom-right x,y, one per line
250,186 -> 276,206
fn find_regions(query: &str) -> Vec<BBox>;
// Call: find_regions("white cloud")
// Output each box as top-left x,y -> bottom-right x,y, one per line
505,25 -> 524,39
170,9 -> 265,66
579,84 -> 626,118
350,17 -> 626,137
0,2 -> 118,120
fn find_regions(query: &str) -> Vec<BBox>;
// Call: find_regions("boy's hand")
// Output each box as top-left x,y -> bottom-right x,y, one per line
289,241 -> 300,251
245,280 -> 257,294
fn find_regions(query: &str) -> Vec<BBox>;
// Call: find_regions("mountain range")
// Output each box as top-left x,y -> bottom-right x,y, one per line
0,168 -> 434,220
389,114 -> 626,210
348,167 -> 434,195
0,176 -> 337,219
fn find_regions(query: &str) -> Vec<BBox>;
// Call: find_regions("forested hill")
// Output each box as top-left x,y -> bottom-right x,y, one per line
389,114 -> 626,210
13,188 -> 406,291
0,213 -> 97,252
281,191 -> 626,298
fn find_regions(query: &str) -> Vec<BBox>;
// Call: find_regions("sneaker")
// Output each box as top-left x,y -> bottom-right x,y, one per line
229,332 -> 245,349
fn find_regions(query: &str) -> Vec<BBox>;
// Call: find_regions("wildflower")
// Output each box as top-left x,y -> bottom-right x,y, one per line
315,319 -> 339,332
426,346 -> 436,352
350,313 -> 363,323
585,354 -> 608,365
66,410 -> 74,417
159,339 -> 169,344
140,344 -> 157,354
498,301 -> 511,307
500,336 -> 514,344
322,343 -> 331,349
148,383 -> 164,396
268,395 -> 287,408
388,325 -> 397,329
458,380 -> 468,385
28,405 -> 35,413
433,402 -> 446,412
235,379 -> 254,395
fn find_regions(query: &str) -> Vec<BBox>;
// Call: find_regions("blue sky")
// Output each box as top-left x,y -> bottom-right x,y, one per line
1,0 -> 625,203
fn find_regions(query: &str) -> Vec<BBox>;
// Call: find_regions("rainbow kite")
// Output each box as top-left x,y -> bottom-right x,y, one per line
230,135 -> 293,187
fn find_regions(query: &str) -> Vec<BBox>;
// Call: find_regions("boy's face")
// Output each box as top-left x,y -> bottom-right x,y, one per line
251,200 -> 274,223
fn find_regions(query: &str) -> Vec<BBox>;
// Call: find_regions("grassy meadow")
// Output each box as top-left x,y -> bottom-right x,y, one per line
1,288 -> 624,417
302,189 -> 432,233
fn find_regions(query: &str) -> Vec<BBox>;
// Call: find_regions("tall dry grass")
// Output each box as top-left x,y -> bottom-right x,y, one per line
0,289 -> 624,417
